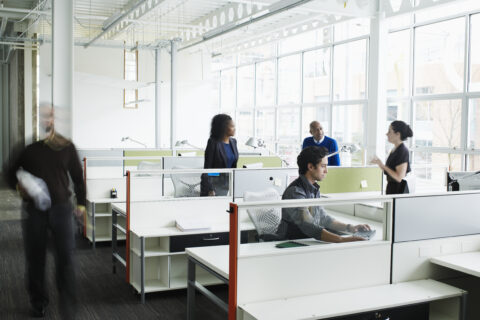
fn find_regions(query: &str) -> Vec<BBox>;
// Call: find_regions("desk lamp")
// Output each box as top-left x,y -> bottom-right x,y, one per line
245,137 -> 289,167
121,136 -> 147,148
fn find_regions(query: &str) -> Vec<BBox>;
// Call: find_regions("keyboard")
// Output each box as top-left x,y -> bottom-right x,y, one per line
353,229 -> 376,240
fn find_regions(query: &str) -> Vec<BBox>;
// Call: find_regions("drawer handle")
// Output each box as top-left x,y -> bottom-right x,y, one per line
203,237 -> 220,241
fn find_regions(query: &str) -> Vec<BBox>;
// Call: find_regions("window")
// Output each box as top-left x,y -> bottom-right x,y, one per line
221,69 -> 236,110
333,39 -> 367,101
332,104 -> 365,165
387,30 -> 410,98
414,100 -> 462,149
278,107 -> 300,141
468,99 -> 480,149
124,47 -> 138,109
256,60 -> 276,107
214,23 -> 369,161
237,65 -> 255,109
414,18 -> 465,95
277,54 -> 301,105
414,152 -> 462,187
303,48 -> 331,103
469,14 -> 480,92
256,108 -> 275,144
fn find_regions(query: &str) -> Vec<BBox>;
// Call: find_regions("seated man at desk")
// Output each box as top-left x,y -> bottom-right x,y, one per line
277,146 -> 370,242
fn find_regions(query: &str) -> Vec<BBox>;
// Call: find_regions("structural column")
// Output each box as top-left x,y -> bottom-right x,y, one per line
155,48 -> 161,148
52,0 -> 74,139
170,40 -> 177,148
24,46 -> 33,145
366,12 -> 388,162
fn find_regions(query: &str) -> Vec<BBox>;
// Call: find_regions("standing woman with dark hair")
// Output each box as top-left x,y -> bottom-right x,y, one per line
200,114 -> 239,196
371,120 -> 414,194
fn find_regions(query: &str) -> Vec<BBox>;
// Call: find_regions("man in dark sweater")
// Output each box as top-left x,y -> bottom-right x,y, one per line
6,107 -> 86,318
302,121 -> 341,166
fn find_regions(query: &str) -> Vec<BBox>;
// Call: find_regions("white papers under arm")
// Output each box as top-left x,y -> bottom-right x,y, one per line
16,168 -> 51,211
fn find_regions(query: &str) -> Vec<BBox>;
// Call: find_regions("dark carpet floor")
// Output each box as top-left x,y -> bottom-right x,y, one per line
0,219 -> 228,320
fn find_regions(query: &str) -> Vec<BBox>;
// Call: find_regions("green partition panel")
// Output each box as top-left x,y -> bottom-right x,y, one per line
237,156 -> 282,168
175,149 -> 205,156
318,167 -> 383,193
124,150 -> 172,166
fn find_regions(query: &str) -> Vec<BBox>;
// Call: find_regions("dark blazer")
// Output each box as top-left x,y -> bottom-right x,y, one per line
200,137 -> 239,196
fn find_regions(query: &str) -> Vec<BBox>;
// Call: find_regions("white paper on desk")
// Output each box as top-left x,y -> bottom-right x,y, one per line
175,218 -> 211,232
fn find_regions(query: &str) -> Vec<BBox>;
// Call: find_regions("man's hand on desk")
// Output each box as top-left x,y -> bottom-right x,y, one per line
350,224 -> 371,233
341,235 -> 366,242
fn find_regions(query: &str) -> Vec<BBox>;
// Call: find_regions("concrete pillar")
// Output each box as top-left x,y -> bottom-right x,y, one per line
52,0 -> 74,139
366,12 -> 388,162
170,40 -> 177,148
24,47 -> 33,145
155,48 -> 161,148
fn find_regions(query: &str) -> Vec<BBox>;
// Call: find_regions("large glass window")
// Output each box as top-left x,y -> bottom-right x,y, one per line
221,69 -> 236,110
333,39 -> 367,101
469,14 -> 480,92
468,99 -> 480,150
303,48 -> 331,103
237,65 -> 255,109
256,108 -> 275,144
214,22 -> 369,161
278,107 -> 300,141
210,71 -> 220,110
256,60 -> 275,107
332,104 -> 365,163
414,152 -> 462,188
277,54 -> 301,105
414,18 -> 465,95
414,100 -> 462,149
387,30 -> 410,98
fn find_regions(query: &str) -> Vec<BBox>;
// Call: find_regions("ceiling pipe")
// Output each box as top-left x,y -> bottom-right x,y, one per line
83,0 -> 149,48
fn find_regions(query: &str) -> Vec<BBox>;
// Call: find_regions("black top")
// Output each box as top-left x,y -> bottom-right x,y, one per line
200,137 -> 239,196
7,140 -> 86,206
385,143 -> 411,183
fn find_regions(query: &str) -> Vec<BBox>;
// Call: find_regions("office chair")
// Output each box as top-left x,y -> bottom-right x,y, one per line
244,188 -> 283,242
171,166 -> 202,197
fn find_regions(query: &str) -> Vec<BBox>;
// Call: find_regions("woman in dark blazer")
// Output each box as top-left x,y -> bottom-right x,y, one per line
200,114 -> 239,196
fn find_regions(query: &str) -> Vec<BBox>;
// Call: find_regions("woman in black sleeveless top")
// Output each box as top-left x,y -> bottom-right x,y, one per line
371,121 -> 413,194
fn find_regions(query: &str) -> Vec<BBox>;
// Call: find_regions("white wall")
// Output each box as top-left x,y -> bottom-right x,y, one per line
38,43 -> 217,149
175,49 -> 219,149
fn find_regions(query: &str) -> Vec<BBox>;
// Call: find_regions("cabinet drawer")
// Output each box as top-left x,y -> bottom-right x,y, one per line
170,231 -> 248,252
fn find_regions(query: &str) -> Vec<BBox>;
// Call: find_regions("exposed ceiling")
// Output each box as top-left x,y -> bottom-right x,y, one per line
0,0 -> 377,55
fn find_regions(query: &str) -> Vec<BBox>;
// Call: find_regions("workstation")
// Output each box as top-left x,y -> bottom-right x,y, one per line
2,0 -> 480,319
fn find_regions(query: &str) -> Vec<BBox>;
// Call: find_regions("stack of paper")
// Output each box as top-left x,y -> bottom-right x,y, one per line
175,217 -> 211,232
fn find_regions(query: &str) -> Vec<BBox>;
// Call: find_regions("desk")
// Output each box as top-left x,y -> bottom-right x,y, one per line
111,203 -> 254,303
240,280 -> 466,320
431,251 -> 480,278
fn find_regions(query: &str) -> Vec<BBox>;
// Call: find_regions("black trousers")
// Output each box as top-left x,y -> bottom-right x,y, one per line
21,201 -> 77,318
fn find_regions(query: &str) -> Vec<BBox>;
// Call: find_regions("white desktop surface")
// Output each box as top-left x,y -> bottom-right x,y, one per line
87,197 -> 125,203
240,280 -> 463,320
130,222 -> 255,238
186,246 -> 230,279
323,191 -> 382,199
431,251 -> 480,278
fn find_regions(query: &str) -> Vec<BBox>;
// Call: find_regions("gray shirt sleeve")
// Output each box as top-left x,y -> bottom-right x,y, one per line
282,186 -> 334,240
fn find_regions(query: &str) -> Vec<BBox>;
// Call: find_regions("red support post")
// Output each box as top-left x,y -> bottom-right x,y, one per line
228,202 -> 238,320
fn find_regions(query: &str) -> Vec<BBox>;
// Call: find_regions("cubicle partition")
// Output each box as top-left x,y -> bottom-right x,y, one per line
318,166 -> 383,194
83,156 -> 164,247
113,168 -> 255,302
391,191 -> 480,319
233,168 -> 298,199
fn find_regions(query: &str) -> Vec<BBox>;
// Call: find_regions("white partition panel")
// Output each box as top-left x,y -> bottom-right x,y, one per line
236,242 -> 391,305
391,234 -> 480,283
394,192 -> 480,242
87,178 -> 126,200
234,168 -> 298,199
129,197 -> 233,232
